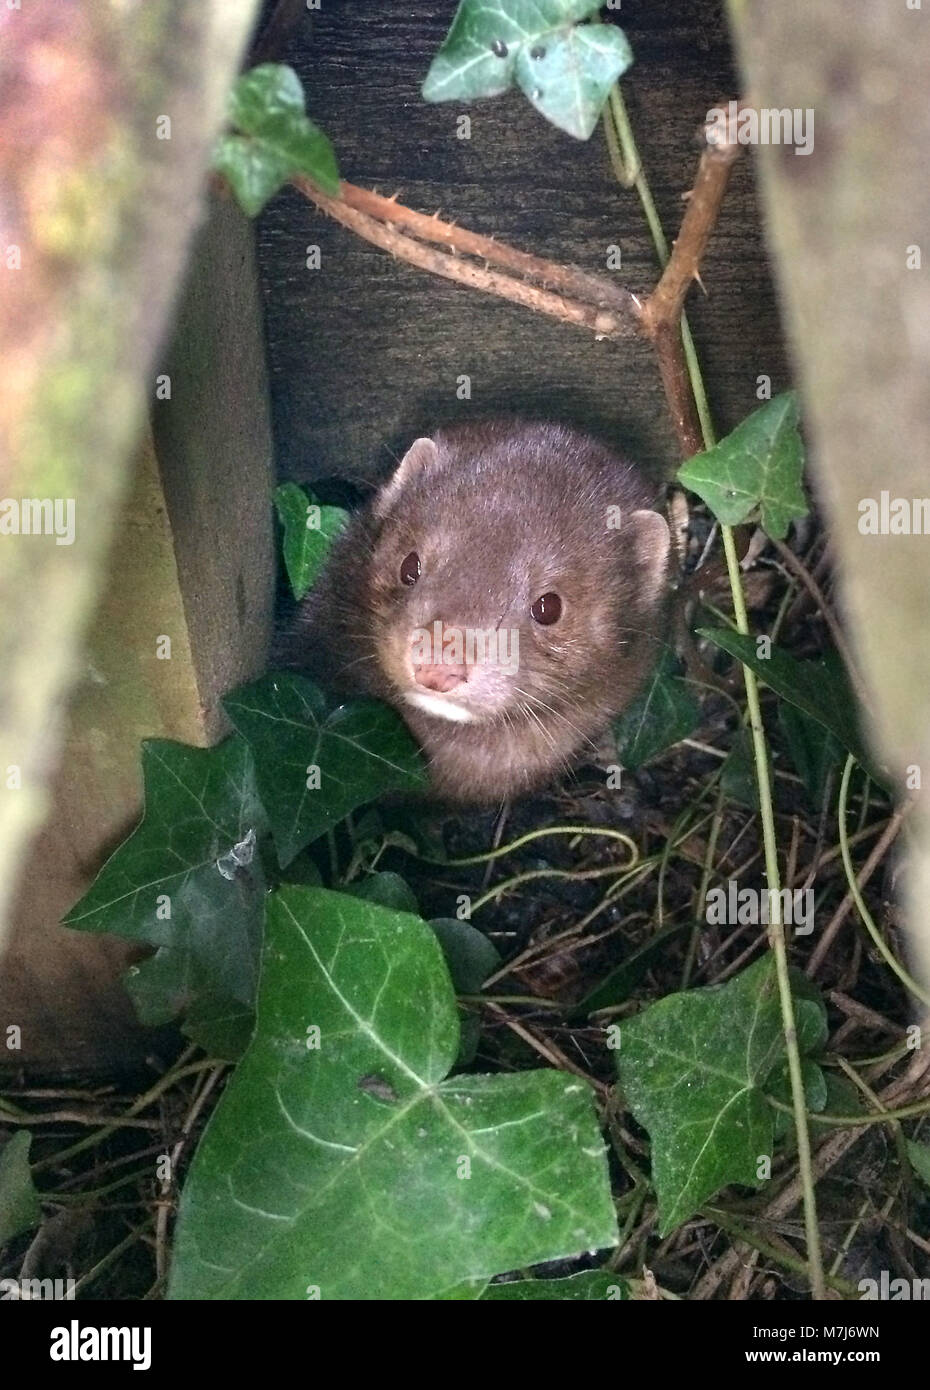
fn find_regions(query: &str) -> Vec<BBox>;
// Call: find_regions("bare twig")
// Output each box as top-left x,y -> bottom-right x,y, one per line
292,175 -> 642,341
693,1046 -> 930,1298
806,800 -> 910,977
769,535 -> 871,710
289,107 -> 741,461
638,109 -> 743,457
335,181 -> 639,315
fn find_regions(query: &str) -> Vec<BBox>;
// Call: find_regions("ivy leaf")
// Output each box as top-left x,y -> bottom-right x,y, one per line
698,630 -> 878,780
274,482 -> 348,602
423,0 -> 632,140
345,872 -> 420,915
212,136 -> 292,220
770,1059 -> 828,1142
615,954 -> 824,1233
906,1140 -> 930,1189
124,945 -> 256,1058
429,918 -> 501,995
224,674 -> 427,866
719,727 -> 770,809
514,21 -> 632,139
0,1132 -> 40,1245
778,703 -> 843,809
612,649 -> 700,770
168,887 -> 618,1299
677,393 -> 807,539
430,917 -> 503,1065
64,738 -> 268,1030
812,1073 -> 863,1129
574,923 -> 690,1017
214,63 -> 339,216
483,1271 -> 629,1299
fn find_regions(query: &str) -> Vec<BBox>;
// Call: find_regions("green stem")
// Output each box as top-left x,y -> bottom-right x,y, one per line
768,1096 -> 930,1126
605,80 -> 826,1299
838,755 -> 930,1009
416,822 -> 637,869
607,87 -> 715,448
30,1058 -> 226,1174
701,1207 -> 858,1298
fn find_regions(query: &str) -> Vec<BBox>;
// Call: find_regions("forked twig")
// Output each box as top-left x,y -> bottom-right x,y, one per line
289,103 -> 743,462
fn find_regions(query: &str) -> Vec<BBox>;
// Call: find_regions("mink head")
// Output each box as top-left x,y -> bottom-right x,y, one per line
354,422 -> 671,736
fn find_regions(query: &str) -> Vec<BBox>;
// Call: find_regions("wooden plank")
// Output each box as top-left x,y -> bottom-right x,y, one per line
256,0 -> 789,489
0,197 -> 275,1078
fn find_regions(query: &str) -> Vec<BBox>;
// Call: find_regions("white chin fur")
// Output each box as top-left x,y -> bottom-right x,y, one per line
404,690 -> 477,724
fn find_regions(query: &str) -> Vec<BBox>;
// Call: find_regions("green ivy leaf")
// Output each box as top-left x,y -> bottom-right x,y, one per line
698,630 -> 877,780
423,0 -> 632,140
65,738 -> 268,1031
430,917 -> 503,1065
483,1270 -> 629,1299
182,995 -> 256,1061
274,482 -> 348,601
168,887 -> 618,1299
124,944 -> 257,1058
574,923 -> 690,1017
0,1132 -> 40,1246
906,1140 -> 930,1189
212,135 -> 291,220
224,674 -> 427,866
345,871 -> 419,915
770,1058 -> 828,1142
808,1074 -> 863,1135
214,63 -> 339,217
612,649 -> 700,770
514,21 -> 633,139
778,702 -> 843,809
719,726 -> 770,809
615,954 -> 825,1234
677,393 -> 807,539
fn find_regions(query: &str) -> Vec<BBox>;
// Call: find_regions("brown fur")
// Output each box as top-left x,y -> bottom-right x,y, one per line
282,421 -> 671,803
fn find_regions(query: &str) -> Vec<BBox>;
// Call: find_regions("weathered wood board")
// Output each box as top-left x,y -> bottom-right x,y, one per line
0,196 -> 275,1078
256,0 -> 789,493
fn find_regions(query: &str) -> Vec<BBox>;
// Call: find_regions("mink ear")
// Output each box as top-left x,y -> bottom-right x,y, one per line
627,509 -> 671,605
372,437 -> 438,520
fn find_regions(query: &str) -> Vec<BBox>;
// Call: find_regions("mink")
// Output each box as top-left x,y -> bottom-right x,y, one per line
280,420 -> 671,803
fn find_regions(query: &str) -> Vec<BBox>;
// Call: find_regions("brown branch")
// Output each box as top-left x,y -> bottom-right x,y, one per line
335,181 -> 639,318
643,123 -> 743,331
652,321 -> 704,457
639,107 -> 744,458
289,104 -> 742,462
292,175 -> 641,341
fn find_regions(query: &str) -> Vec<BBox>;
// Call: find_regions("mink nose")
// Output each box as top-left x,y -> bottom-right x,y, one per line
411,622 -> 468,692
413,662 -> 467,692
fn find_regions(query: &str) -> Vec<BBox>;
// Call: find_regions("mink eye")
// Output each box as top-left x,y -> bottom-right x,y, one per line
531,592 -> 562,625
400,551 -> 421,586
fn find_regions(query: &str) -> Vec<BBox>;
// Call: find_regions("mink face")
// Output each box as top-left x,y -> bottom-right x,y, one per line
287,421 -> 671,803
